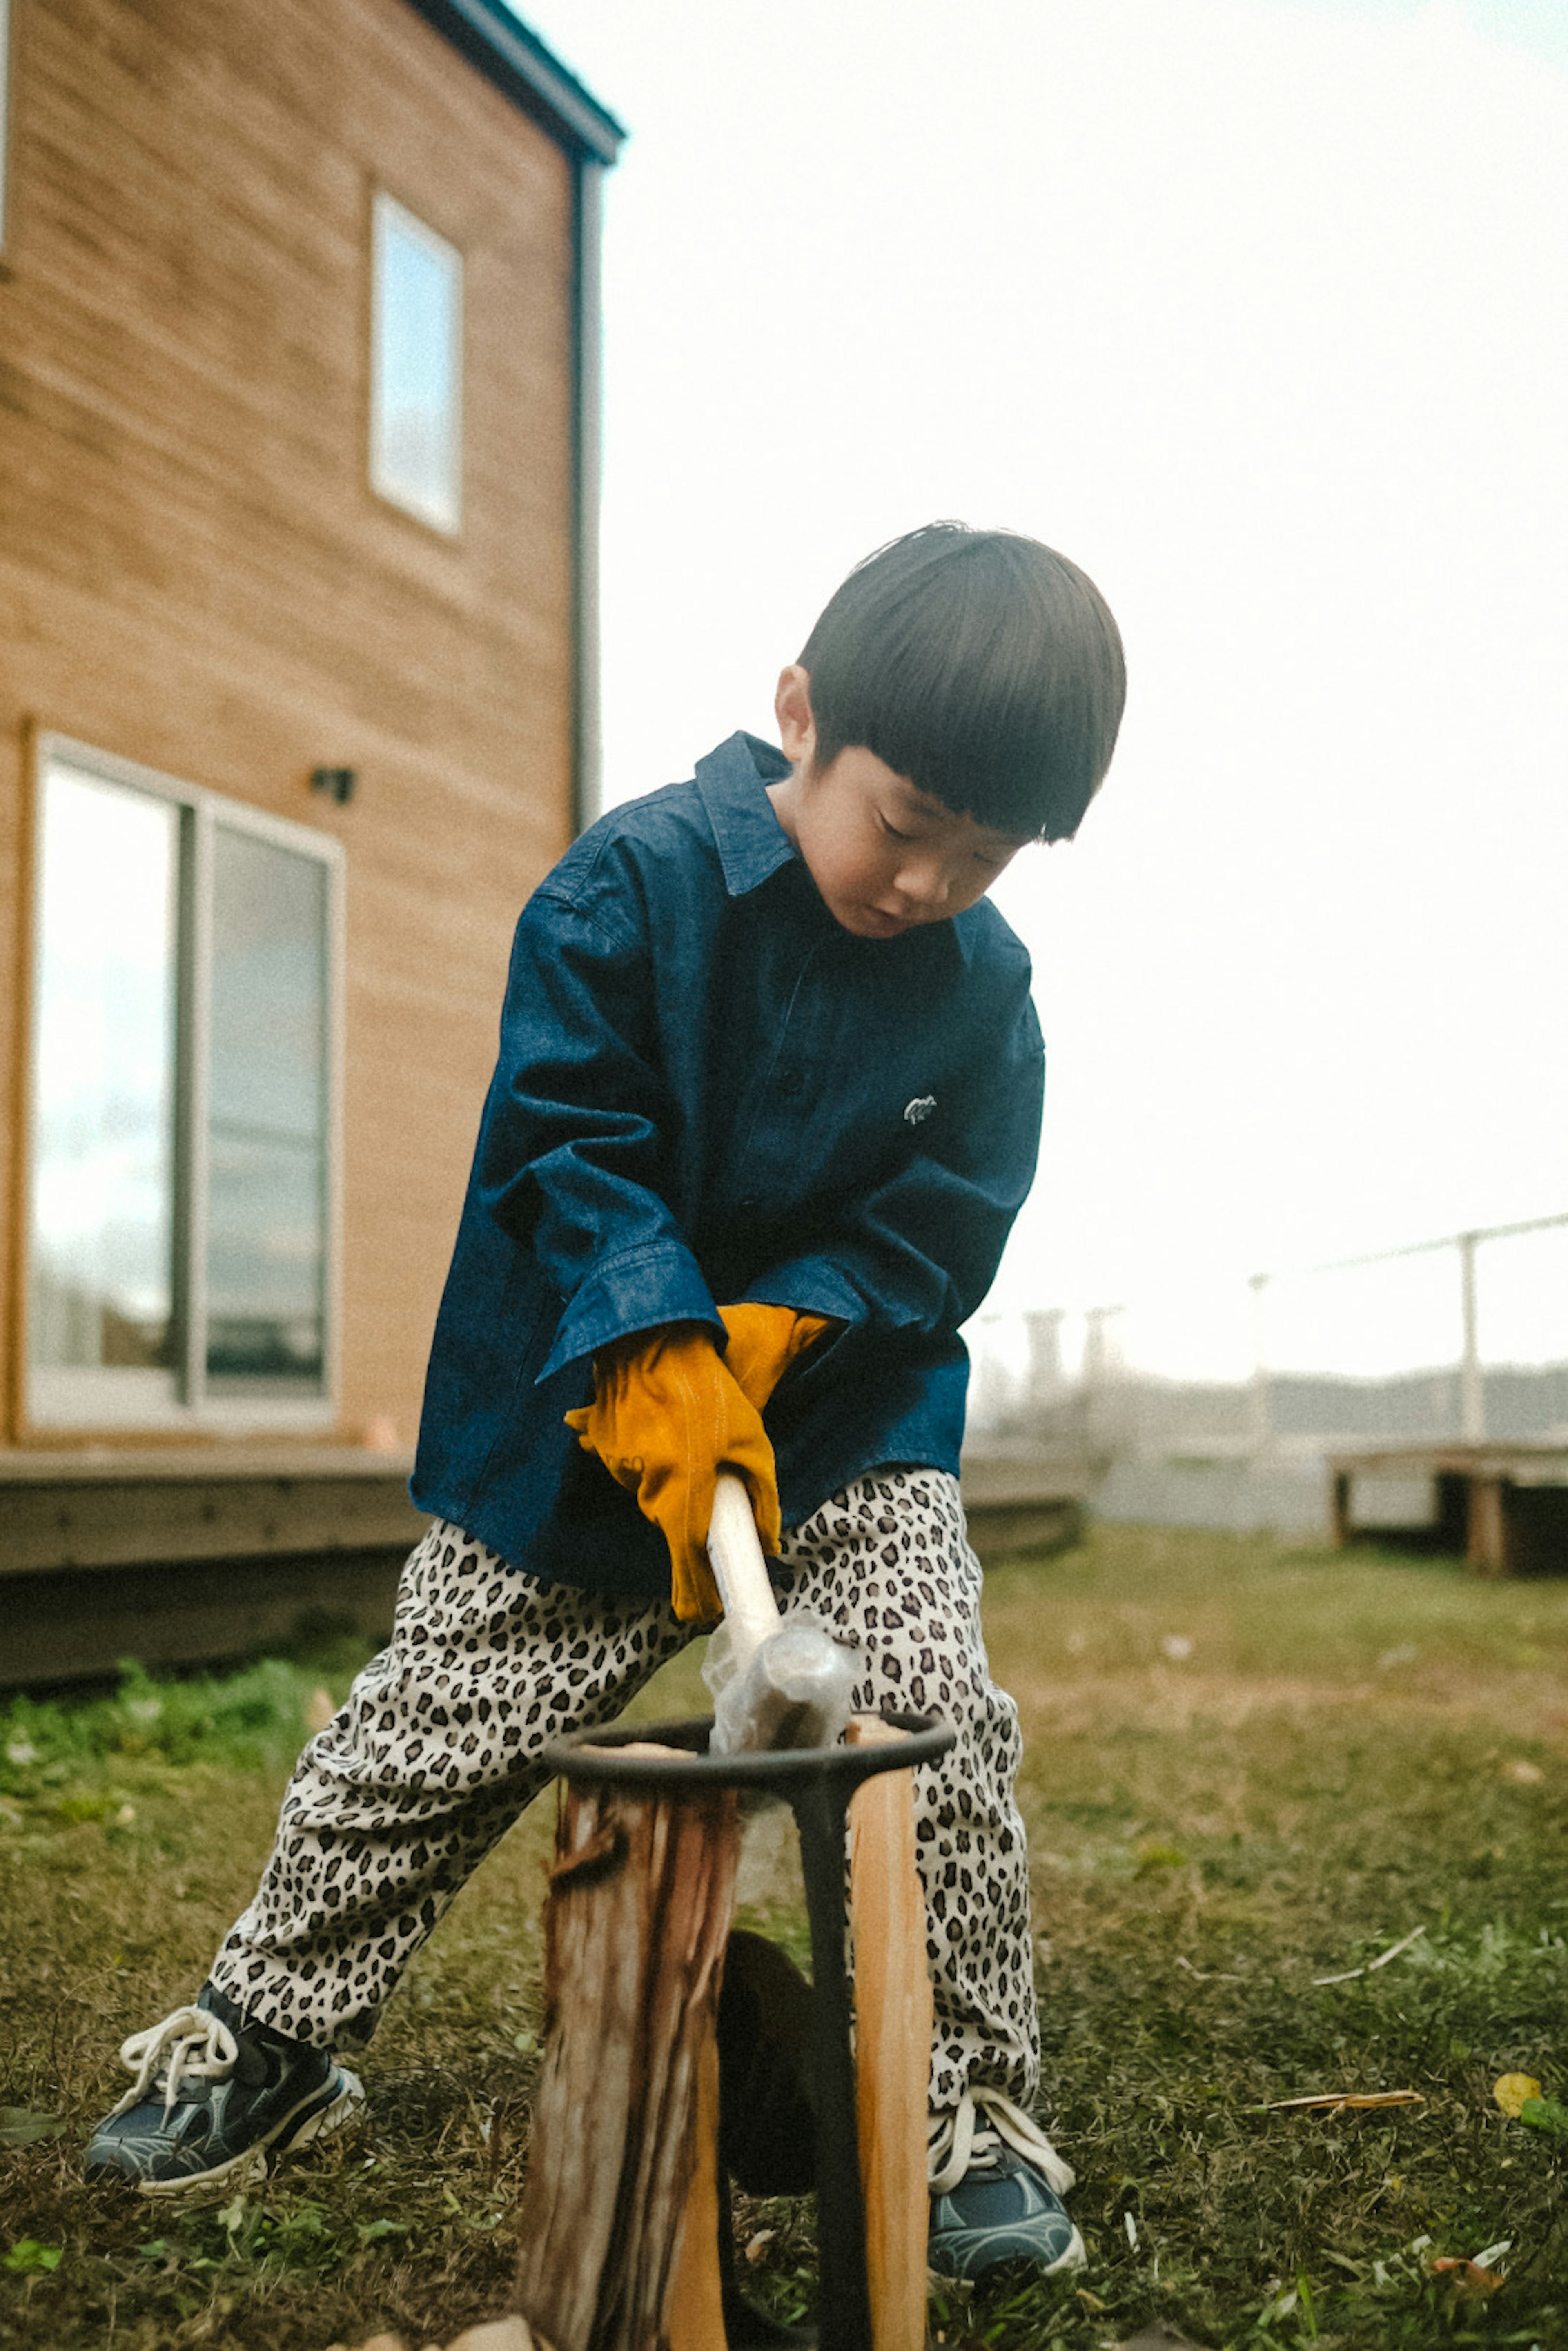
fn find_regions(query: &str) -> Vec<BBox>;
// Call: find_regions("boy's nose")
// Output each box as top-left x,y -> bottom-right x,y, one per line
893,855 -> 954,911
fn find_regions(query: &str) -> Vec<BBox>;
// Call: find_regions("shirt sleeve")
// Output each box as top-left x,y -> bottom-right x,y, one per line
739,989 -> 1045,1342
474,884 -> 723,1381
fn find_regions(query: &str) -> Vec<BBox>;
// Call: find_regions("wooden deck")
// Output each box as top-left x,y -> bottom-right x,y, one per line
958,1443 -> 1095,1562
0,1442 -> 1096,1688
0,1447 -> 425,1685
1330,1443 -> 1568,1576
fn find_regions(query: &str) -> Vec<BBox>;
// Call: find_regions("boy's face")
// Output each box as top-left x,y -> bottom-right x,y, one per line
769,667 -> 1029,939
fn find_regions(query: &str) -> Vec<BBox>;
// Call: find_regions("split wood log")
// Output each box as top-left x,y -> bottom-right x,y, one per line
662,2016 -> 726,2349
512,1749 -> 740,2351
847,1715 -> 934,2351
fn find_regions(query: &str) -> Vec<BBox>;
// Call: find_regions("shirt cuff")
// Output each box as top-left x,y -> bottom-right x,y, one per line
538,1240 -> 724,1380
739,1257 -> 916,1331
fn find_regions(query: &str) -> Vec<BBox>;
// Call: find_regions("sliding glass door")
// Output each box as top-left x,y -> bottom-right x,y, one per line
27,742 -> 341,1429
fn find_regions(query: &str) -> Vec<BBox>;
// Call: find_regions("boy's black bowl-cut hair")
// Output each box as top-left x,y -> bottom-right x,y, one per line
798,521 -> 1126,841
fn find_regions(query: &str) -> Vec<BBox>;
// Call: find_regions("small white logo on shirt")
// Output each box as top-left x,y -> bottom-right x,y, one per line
904,1095 -> 936,1126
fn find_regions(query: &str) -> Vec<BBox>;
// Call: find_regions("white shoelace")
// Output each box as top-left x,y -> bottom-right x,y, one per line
927,2085 -> 1076,2198
110,2005 -> 240,2122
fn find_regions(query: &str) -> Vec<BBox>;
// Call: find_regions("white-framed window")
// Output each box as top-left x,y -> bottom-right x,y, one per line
370,190 -> 463,534
25,737 -> 343,1432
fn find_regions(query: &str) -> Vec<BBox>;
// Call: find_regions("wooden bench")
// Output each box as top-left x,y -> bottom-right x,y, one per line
1329,1443 -> 1568,1576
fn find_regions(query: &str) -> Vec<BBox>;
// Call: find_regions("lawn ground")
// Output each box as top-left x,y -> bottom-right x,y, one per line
2,1522 -> 1566,2349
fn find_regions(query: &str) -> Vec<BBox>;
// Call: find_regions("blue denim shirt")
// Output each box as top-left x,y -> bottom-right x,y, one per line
410,731 -> 1045,1600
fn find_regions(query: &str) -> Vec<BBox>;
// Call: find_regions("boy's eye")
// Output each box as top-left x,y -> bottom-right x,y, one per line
879,814 -> 914,841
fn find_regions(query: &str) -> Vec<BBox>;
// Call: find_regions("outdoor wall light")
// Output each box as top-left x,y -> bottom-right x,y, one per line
311,766 -> 358,805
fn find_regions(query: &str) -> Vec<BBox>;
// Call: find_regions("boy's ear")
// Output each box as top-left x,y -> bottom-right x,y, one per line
775,665 -> 816,765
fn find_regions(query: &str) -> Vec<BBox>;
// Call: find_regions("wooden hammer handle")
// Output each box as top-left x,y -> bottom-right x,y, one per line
706,1471 -> 781,1665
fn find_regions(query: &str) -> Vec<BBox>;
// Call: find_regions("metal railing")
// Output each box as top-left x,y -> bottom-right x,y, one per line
969,1210 -> 1568,1456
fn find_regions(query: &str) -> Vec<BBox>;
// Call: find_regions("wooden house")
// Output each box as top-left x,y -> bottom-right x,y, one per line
0,0 -> 621,1676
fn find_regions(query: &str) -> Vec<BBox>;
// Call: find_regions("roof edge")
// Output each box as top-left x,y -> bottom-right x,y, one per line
400,0 -> 625,164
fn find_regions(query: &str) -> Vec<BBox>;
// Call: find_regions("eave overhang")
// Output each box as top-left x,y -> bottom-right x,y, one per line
400,0 -> 625,163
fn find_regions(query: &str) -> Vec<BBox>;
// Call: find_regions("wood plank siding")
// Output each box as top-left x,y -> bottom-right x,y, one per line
0,0 -> 590,1452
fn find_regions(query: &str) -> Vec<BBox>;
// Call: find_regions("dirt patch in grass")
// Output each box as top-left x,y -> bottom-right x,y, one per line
3,1525 -> 1566,2348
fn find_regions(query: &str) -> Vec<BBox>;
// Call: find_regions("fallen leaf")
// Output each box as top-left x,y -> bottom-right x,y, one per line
1263,2089 -> 1425,2113
744,2228 -> 776,2264
1493,2072 -> 1542,2119
1502,1758 -> 1544,1785
0,2108 -> 64,2146
1160,1634 -> 1194,1661
1430,2256 -> 1506,2296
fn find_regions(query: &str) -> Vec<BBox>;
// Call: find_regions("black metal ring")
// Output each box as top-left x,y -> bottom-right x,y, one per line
544,1709 -> 954,1799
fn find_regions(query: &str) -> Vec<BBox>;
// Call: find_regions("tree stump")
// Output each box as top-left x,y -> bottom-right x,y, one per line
512,1752 -> 740,2351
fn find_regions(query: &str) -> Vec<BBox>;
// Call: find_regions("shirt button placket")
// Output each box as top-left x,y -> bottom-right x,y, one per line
736,945 -> 817,1214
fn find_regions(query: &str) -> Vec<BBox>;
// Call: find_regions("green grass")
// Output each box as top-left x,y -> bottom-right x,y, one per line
2,1525 -> 1566,2348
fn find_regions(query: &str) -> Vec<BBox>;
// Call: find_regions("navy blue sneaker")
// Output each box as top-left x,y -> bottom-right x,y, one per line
85,1982 -> 363,2195
927,2087 -> 1085,2282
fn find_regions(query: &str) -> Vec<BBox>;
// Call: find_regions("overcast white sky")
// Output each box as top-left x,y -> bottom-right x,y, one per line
519,0 -> 1568,1349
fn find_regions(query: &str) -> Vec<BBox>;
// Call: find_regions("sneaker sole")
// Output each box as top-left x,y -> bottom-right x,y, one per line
1036,2218 -> 1088,2275
136,2066 -> 365,2199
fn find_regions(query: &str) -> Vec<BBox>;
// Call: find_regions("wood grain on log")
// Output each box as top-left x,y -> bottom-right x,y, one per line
847,1716 -> 934,2351
663,2022 -> 726,2349
512,1757 -> 739,2351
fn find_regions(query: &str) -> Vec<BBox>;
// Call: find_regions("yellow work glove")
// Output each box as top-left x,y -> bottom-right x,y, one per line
717,1304 -> 838,1411
564,1323 -> 780,1623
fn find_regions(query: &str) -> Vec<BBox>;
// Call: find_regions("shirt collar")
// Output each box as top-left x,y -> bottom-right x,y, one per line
692,728 -> 969,976
694,732 -> 799,898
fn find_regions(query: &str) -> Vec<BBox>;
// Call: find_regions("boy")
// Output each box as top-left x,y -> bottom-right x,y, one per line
87,523 -> 1125,2285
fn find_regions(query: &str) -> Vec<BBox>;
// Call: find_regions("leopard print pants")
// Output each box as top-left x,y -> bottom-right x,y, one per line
211,1468 -> 1039,2113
